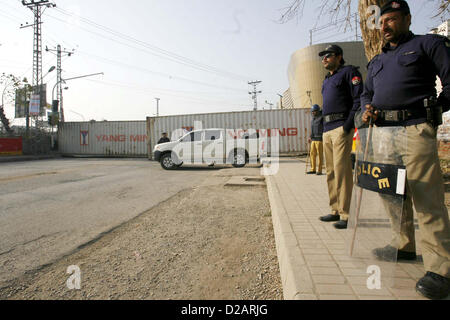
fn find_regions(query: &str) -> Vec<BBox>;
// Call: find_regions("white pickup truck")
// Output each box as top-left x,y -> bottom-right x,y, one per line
153,128 -> 263,170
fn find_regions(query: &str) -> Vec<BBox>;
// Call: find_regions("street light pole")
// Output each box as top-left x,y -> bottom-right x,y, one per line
42,66 -> 56,80
277,93 -> 283,109
52,72 -> 104,123
155,98 -> 160,117
52,79 -> 66,102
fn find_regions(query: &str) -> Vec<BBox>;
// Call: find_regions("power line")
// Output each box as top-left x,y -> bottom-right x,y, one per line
6,0 -> 260,113
4,0 -> 257,104
75,50 -> 246,93
0,0 -> 247,84
310,13 -> 361,45
2,5 -> 246,95
0,2 -> 78,60
45,12 -> 247,82
82,78 -> 249,108
47,6 -> 254,82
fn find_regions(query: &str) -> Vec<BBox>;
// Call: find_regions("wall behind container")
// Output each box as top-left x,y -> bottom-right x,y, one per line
59,121 -> 147,156
0,137 -> 22,155
147,109 -> 311,158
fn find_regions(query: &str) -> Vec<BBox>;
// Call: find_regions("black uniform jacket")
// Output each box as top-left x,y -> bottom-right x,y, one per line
322,65 -> 363,133
361,32 -> 450,126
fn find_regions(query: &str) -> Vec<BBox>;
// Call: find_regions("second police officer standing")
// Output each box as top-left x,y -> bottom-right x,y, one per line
360,0 -> 450,299
158,132 -> 170,144
318,44 -> 364,229
307,104 -> 324,175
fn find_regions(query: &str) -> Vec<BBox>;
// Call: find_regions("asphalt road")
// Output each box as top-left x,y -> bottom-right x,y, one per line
0,158 -> 214,285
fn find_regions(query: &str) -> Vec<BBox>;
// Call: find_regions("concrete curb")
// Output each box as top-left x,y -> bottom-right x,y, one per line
266,174 -> 318,300
225,176 -> 266,187
0,154 -> 61,163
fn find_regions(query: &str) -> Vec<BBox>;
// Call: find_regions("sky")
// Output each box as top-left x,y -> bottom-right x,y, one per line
0,0 -> 448,124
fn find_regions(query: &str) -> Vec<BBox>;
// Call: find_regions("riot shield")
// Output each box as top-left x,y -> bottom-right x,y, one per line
346,125 -> 407,290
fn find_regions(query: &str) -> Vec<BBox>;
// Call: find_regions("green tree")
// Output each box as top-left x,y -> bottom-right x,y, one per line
1,73 -> 31,133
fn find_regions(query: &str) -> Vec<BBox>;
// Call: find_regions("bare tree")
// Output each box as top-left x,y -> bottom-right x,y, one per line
435,0 -> 450,17
358,0 -> 389,61
279,0 -> 449,61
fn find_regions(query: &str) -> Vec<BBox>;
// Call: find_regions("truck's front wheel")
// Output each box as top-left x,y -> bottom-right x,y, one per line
160,153 -> 177,170
232,149 -> 246,168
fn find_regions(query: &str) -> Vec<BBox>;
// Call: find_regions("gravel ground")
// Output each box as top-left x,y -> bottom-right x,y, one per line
0,168 -> 283,300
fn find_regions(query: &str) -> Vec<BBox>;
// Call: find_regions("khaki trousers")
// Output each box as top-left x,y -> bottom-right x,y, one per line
323,126 -> 354,221
310,141 -> 323,173
373,123 -> 450,278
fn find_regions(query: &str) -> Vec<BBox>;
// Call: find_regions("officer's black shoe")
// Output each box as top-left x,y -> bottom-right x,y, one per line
316,172 -> 323,176
306,171 -> 316,174
319,214 -> 340,222
372,245 -> 417,262
333,220 -> 347,229
415,272 -> 450,300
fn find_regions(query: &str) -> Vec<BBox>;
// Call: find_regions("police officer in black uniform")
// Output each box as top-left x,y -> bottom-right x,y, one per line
318,44 -> 364,229
360,0 -> 450,299
307,104 -> 324,175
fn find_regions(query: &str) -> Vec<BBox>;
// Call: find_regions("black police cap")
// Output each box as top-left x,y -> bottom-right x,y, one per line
318,44 -> 345,64
380,0 -> 410,16
318,44 -> 343,57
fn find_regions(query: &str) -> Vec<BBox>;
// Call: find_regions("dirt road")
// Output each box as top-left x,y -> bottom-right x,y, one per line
0,167 -> 283,300
0,159 -> 212,284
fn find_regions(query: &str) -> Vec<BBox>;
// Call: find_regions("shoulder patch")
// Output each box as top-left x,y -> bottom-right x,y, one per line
352,76 -> 361,85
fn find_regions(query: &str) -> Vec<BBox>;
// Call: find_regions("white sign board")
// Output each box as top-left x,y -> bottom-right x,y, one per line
29,95 -> 40,116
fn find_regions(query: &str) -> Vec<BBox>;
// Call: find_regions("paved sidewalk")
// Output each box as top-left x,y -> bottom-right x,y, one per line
265,157 -> 434,300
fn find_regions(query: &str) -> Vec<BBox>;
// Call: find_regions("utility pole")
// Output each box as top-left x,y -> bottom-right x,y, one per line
155,98 -> 160,117
46,45 -> 74,123
21,0 -> 56,133
248,81 -> 262,111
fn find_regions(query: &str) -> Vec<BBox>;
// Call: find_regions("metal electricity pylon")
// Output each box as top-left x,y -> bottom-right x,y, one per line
21,0 -> 56,91
248,81 -> 262,111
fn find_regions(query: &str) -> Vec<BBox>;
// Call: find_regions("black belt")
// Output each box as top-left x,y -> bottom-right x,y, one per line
378,108 -> 434,122
324,113 -> 346,123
